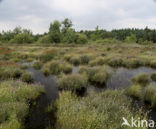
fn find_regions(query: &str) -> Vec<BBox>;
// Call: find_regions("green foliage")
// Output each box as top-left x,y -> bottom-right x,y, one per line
75,33 -> 88,44
127,84 -> 142,99
125,33 -> 137,43
38,35 -> 51,44
40,52 -> 55,62
0,80 -> 43,129
56,90 -> 147,129
69,56 -> 81,66
89,57 -> 106,66
151,73 -> 156,81
10,33 -> 34,44
62,28 -> 76,43
49,20 -> 61,43
58,74 -> 88,92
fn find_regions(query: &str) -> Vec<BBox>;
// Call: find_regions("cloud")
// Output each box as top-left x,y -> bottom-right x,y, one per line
0,0 -> 156,34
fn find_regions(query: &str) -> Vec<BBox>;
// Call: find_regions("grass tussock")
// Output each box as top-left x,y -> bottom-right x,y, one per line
56,90 -> 147,129
33,61 -> 43,70
21,72 -> 34,83
0,80 -> 44,129
43,60 -> 72,76
151,73 -> 156,81
79,65 -> 111,86
132,73 -> 149,86
127,84 -> 142,100
58,74 -> 88,92
144,84 -> 156,107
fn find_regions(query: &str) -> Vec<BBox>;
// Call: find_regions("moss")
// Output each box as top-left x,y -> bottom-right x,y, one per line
151,73 -> 156,81
56,90 -> 147,129
127,84 -> 142,100
21,72 -> 34,83
132,73 -> 149,86
58,74 -> 88,92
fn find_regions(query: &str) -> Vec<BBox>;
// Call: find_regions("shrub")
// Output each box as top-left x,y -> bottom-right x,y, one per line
144,84 -> 156,107
38,35 -> 51,44
69,56 -> 81,66
132,73 -> 149,86
75,33 -> 88,44
33,61 -> 43,70
21,72 -> 34,83
127,84 -> 142,99
151,73 -> 156,81
10,33 -> 34,44
0,66 -> 23,80
58,74 -> 88,92
0,80 -> 43,129
56,90 -> 146,129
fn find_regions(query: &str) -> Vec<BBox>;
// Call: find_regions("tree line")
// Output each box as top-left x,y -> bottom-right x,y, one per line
0,18 -> 156,44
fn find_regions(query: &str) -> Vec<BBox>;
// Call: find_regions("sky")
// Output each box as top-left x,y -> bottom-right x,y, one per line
0,0 -> 156,34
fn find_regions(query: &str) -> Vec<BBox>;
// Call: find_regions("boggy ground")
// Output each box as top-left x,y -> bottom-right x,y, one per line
0,43 -> 156,129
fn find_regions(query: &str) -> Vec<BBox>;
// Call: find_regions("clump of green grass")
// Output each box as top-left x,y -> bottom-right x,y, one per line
151,73 -> 156,81
21,72 -> 34,83
69,56 -> 81,66
132,73 -> 149,86
127,84 -> 142,99
108,57 -> 123,67
123,58 -> 145,68
79,66 -> 111,86
80,55 -> 91,64
64,55 -> 72,62
58,74 -> 88,92
144,84 -> 156,107
33,61 -> 43,70
56,90 -> 147,129
150,60 -> 156,69
89,57 -> 105,66
43,60 -> 72,76
40,52 -> 55,63
0,66 -> 23,80
0,80 -> 44,129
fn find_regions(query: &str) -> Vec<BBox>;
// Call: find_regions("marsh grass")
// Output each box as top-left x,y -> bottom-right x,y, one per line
144,84 -> 156,107
58,74 -> 88,92
127,84 -> 142,100
56,90 -> 147,129
21,72 -> 34,83
151,73 -> 156,81
33,61 -> 43,70
0,80 -> 44,129
43,60 -> 72,76
132,73 -> 149,86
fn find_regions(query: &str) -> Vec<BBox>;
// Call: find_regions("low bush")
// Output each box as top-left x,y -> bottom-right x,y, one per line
21,72 -> 34,83
151,73 -> 156,81
58,74 -> 88,92
33,61 -> 43,70
0,80 -> 43,129
56,90 -> 146,129
132,73 -> 149,86
127,84 -> 142,99
144,84 -> 156,107
0,66 -> 23,80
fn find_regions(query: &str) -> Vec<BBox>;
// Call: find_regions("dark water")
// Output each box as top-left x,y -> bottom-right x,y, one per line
24,65 -> 156,128
25,67 -> 58,129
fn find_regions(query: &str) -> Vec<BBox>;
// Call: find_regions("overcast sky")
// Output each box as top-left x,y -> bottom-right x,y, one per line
0,0 -> 156,34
